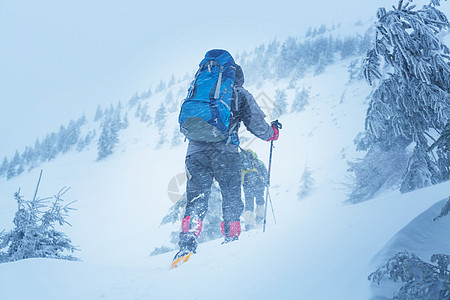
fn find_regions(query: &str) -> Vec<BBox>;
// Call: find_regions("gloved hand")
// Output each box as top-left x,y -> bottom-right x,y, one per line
267,125 -> 279,141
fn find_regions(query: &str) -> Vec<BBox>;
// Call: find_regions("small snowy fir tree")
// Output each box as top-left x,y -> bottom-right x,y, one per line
171,127 -> 183,148
139,102 -> 151,123
347,59 -> 364,82
121,113 -> 129,129
0,171 -> 79,263
140,85 -> 152,100
155,79 -> 166,93
431,122 -> 450,181
58,120 -> 81,154
272,89 -> 288,119
155,131 -> 167,150
276,37 -> 298,78
168,74 -> 176,87
41,133 -> 58,162
97,116 -> 120,161
360,0 -> 450,194
314,37 -> 334,75
76,130 -> 96,152
0,157 -> 9,179
369,251 -> 450,299
128,92 -> 140,107
166,91 -> 179,113
94,105 -> 104,122
6,151 -> 21,180
154,103 -> 167,131
433,196 -> 450,221
297,164 -> 315,199
291,86 -> 310,113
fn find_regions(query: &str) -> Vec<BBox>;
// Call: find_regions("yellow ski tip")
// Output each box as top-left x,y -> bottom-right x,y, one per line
171,252 -> 193,269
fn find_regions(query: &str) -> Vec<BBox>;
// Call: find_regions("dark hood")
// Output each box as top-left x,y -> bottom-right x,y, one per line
235,64 -> 244,87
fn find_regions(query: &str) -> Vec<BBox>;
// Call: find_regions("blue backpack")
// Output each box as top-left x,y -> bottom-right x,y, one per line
178,49 -> 236,142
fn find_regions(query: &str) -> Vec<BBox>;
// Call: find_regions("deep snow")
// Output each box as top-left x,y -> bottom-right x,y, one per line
1,24 -> 450,300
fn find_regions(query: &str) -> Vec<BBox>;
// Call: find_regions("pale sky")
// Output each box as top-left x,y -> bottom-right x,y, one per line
0,0 -> 445,156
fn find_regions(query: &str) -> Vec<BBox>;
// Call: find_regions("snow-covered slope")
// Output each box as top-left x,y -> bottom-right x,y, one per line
1,30 -> 449,300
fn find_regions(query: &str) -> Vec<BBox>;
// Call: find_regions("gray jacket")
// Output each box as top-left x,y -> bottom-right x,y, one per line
186,86 -> 274,156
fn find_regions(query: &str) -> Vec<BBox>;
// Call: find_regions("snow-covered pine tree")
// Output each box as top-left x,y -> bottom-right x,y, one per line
58,120 -> 81,154
400,143 -> 440,192
41,133 -> 58,162
272,89 -> 288,119
314,37 -> 335,75
21,146 -> 32,166
171,126 -> 182,148
361,0 -> 450,193
154,103 -> 167,131
291,86 -> 311,113
155,79 -> 166,93
140,85 -> 152,100
139,102 -> 151,123
0,157 -> 8,179
276,37 -> 298,78
166,91 -> 178,113
97,116 -> 120,161
155,131 -> 167,150
347,133 -> 410,203
76,130 -> 96,152
0,171 -> 79,263
27,139 -> 41,172
339,36 -> 358,59
16,163 -> 24,176
168,74 -> 176,87
135,102 -> 142,119
94,105 -> 104,122
121,113 -> 129,129
369,251 -> 450,299
6,151 -> 21,180
297,163 -> 315,199
433,196 -> 450,221
431,122 -> 450,181
128,92 -> 139,107
348,59 -> 364,82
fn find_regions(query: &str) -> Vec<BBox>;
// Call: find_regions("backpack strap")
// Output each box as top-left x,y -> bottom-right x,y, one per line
234,86 -> 239,111
225,87 -> 240,144
187,69 -> 201,99
214,65 -> 224,100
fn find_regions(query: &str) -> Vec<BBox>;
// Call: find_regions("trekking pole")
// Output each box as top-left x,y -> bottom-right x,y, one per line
263,120 -> 282,233
267,189 -> 277,224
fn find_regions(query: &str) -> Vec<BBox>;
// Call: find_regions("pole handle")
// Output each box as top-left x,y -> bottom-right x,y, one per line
271,119 -> 282,130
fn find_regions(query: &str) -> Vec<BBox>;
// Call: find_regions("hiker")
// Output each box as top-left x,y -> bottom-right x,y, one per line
240,149 -> 268,230
175,49 -> 279,260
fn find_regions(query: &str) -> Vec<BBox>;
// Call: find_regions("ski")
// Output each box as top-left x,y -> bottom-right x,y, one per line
170,252 -> 193,269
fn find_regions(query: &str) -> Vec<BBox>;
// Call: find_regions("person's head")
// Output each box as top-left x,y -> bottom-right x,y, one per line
234,64 -> 244,87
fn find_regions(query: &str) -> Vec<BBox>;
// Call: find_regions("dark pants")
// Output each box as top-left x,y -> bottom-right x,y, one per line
184,150 -> 244,223
243,184 -> 265,212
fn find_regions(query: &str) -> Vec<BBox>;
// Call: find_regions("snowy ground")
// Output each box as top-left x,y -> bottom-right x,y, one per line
1,47 -> 450,300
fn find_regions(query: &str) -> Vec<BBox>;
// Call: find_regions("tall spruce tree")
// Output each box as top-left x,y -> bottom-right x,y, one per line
291,86 -> 311,113
361,0 -> 450,193
0,157 -> 8,179
97,116 -> 120,161
6,151 -> 21,180
273,89 -> 288,119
